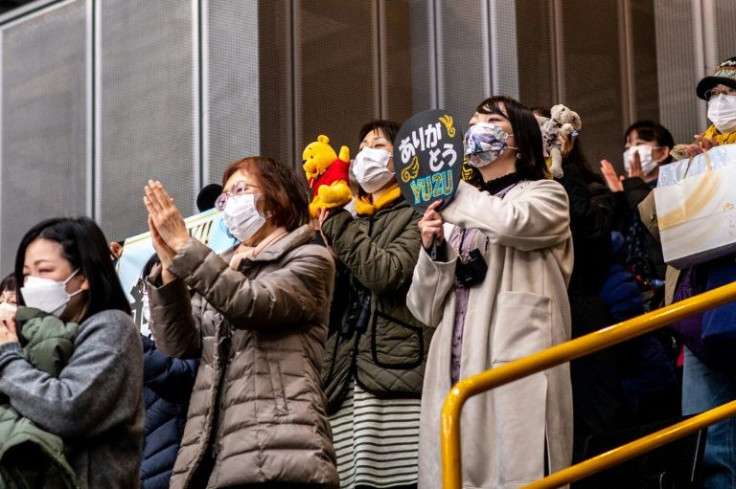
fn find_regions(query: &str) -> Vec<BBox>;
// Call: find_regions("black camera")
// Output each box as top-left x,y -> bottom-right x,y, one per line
454,249 -> 488,287
340,293 -> 372,338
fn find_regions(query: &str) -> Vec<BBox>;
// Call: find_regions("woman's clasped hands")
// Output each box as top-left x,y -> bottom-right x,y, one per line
143,180 -> 190,283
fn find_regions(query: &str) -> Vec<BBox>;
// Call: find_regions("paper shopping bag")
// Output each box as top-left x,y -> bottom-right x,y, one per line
654,150 -> 736,269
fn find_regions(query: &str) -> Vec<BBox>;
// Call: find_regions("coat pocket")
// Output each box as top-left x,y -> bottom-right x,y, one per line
371,311 -> 424,369
491,291 -> 552,364
490,373 -> 547,485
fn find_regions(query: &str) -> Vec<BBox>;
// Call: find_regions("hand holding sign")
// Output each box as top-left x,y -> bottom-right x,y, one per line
418,200 -> 445,249
394,109 -> 468,258
393,110 -> 466,212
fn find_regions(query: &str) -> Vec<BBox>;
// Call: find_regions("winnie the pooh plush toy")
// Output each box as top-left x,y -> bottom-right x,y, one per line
303,134 -> 353,218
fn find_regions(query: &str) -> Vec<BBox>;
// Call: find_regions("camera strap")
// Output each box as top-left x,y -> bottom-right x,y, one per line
456,228 -> 489,262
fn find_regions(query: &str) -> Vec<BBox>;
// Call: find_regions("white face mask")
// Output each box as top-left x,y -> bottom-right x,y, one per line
222,193 -> 266,243
352,147 -> 394,193
707,94 -> 736,134
623,145 -> 658,175
21,268 -> 83,318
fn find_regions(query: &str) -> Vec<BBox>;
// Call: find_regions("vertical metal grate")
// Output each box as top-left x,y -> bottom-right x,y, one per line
206,0 -> 260,183
515,0 -> 556,109
97,0 -> 196,241
382,0 -> 414,124
0,0 -> 88,271
654,0 -> 702,146
437,0 -> 487,126
558,0 -> 625,168
294,0 -> 375,163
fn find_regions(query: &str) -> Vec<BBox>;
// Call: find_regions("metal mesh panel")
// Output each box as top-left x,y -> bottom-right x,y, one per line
258,0 -> 293,168
490,0 -> 518,97
382,0 -> 414,123
206,0 -> 260,183
409,0 -> 434,112
516,0 -> 556,108
630,0 -> 659,123
296,0 -> 375,163
559,0 -> 623,168
1,0 -> 88,271
714,1 -> 736,63
654,0 -> 700,145
438,0 -> 487,125
97,0 -> 196,241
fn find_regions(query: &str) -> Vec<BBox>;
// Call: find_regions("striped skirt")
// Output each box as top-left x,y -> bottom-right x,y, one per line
329,381 -> 421,489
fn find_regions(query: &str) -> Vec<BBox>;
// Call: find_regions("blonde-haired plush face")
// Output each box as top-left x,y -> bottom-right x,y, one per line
302,135 -> 338,180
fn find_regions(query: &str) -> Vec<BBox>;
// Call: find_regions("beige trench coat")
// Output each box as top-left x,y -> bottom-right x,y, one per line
407,180 -> 574,489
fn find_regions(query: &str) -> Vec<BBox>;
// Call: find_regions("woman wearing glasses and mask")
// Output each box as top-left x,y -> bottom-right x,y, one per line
318,120 -> 430,489
407,96 -> 573,489
0,217 -> 143,488
143,156 -> 338,489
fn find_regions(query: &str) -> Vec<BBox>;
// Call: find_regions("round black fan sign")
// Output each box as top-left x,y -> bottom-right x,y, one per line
393,109 -> 466,212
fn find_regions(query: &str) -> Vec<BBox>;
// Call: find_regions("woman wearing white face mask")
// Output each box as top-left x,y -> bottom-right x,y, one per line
318,120 -> 430,489
144,156 -> 338,489
656,55 -> 736,489
681,55 -> 736,158
0,217 -> 143,487
600,122 -> 674,285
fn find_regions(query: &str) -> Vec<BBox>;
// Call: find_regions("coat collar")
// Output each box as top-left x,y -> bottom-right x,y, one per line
224,224 -> 315,266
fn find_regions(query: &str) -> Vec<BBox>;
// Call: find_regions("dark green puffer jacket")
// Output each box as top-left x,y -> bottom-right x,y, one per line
0,308 -> 79,489
321,198 -> 432,412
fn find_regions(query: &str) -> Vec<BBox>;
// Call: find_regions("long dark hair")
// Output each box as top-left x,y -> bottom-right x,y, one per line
562,137 -> 604,185
474,95 -> 547,181
15,217 -> 132,319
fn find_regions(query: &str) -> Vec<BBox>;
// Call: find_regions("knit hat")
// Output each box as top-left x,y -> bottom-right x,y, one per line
696,56 -> 736,100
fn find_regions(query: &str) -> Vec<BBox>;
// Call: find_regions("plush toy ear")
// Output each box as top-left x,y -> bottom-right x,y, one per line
318,135 -> 330,145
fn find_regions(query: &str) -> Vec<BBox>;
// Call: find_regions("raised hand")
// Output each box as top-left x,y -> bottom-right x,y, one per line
0,317 -> 17,346
317,207 -> 338,261
600,159 -> 623,192
627,150 -> 645,179
694,133 -> 716,151
143,180 -> 189,252
419,200 -> 445,251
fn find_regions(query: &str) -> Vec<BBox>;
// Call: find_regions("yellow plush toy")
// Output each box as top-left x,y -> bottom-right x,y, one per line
302,134 -> 353,218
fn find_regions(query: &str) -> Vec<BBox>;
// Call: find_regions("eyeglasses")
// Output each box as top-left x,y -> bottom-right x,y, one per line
215,181 -> 259,211
705,86 -> 736,100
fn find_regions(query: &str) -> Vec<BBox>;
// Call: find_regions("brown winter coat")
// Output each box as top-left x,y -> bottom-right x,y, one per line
148,224 -> 339,489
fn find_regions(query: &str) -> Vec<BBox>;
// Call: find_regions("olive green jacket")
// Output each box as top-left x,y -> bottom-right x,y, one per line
321,199 -> 431,411
0,308 -> 79,489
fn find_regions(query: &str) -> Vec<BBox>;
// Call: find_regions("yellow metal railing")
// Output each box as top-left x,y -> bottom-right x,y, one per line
524,400 -> 736,489
441,281 -> 736,489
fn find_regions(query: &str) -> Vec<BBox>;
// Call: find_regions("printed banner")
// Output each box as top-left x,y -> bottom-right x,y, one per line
115,208 -> 237,332
393,109 -> 467,212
